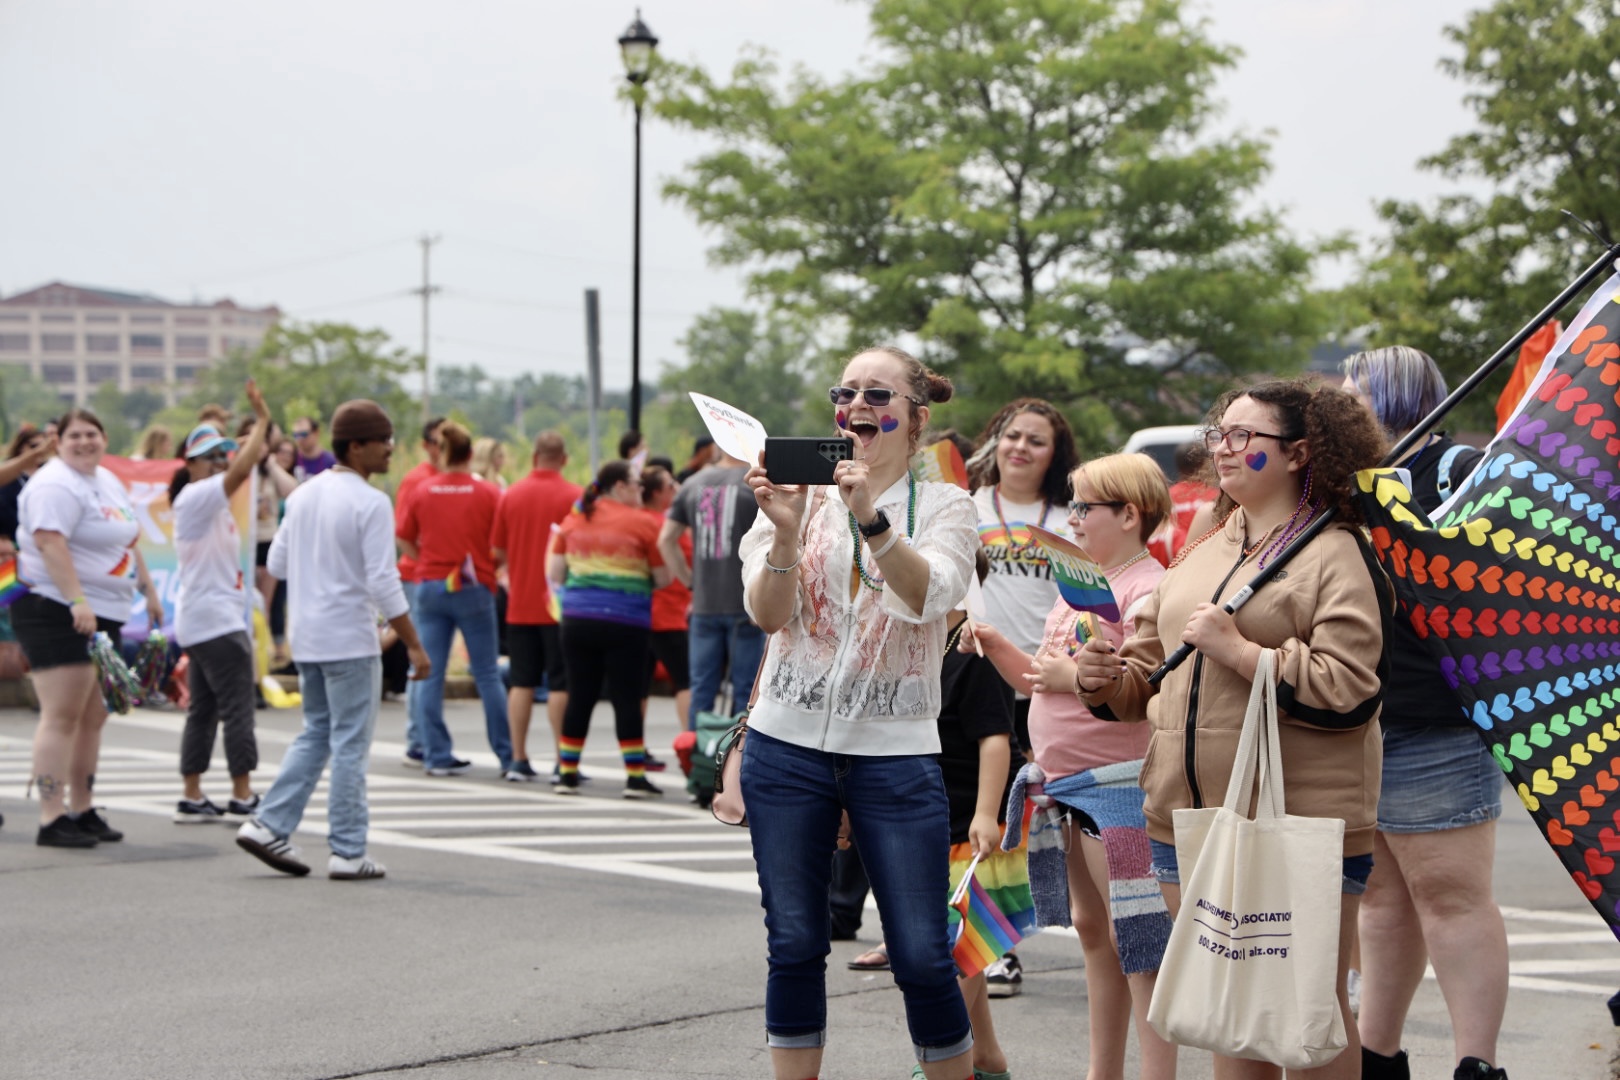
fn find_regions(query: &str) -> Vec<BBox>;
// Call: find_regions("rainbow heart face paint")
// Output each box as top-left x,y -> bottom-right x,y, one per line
879,415 -> 899,433
1245,451 -> 1267,471
836,409 -> 849,430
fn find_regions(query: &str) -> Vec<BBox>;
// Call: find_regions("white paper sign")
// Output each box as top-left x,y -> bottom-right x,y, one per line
689,392 -> 770,465
963,572 -> 989,622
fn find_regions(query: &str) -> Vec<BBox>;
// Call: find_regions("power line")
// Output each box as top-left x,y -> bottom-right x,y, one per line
286,288 -> 416,316
442,288 -> 701,323
180,236 -> 416,289
451,233 -> 707,277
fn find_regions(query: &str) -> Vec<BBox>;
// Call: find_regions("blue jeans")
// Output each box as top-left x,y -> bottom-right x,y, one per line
740,729 -> 972,1061
416,579 -> 512,771
257,656 -> 382,860
402,581 -> 423,755
687,612 -> 766,728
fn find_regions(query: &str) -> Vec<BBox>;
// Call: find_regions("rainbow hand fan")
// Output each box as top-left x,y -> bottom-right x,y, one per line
910,440 -> 970,489
1027,524 -> 1119,621
0,557 -> 28,608
949,852 -> 1025,980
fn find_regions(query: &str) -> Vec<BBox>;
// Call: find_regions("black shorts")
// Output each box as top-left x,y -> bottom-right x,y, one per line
12,593 -> 123,672
645,629 -> 690,692
507,623 -> 567,691
255,540 -> 272,568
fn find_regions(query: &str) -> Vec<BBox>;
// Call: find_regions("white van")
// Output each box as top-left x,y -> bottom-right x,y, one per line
1121,424 -> 1202,479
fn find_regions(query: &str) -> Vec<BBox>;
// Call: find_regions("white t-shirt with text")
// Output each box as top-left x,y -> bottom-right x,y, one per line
17,458 -> 141,622
172,474 -> 248,648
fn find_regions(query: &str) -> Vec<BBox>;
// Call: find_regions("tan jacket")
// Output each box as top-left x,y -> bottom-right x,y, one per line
1083,511 -> 1393,856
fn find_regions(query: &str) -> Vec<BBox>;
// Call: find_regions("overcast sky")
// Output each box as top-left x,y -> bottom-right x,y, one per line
0,0 -> 1485,390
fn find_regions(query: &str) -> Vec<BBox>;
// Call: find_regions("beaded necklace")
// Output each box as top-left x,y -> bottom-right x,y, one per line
945,619 -> 968,656
849,472 -> 918,591
991,486 -> 1051,559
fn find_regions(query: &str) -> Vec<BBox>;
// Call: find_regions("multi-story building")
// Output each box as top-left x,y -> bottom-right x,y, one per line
0,281 -> 280,405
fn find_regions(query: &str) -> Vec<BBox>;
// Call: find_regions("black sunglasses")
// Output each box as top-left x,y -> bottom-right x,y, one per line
828,386 -> 924,408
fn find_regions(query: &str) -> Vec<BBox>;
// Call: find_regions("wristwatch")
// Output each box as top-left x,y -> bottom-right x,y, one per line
857,510 -> 891,538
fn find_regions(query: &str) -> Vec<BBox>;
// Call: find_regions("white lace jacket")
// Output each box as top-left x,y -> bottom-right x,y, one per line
740,476 -> 979,755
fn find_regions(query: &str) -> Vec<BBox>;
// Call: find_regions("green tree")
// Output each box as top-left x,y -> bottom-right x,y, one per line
0,366 -> 68,442
1350,0 -> 1620,430
654,0 -> 1331,449
188,321 -> 417,431
651,307 -> 821,440
89,383 -> 133,453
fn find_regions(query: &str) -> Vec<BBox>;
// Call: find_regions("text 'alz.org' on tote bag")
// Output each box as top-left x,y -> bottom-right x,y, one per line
1146,649 -> 1347,1069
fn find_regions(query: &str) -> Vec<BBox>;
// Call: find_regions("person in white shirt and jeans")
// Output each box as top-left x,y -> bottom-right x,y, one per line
237,399 -> 429,881
741,346 -> 980,1080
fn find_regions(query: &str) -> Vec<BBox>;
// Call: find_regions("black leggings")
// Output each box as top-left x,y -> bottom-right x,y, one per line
560,616 -> 650,746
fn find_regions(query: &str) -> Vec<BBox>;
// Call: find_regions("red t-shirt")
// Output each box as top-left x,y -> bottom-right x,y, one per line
397,473 -> 502,590
492,468 -> 583,625
394,460 -> 439,581
644,508 -> 692,632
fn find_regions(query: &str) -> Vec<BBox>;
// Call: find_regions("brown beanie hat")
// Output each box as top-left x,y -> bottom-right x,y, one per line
329,400 -> 393,443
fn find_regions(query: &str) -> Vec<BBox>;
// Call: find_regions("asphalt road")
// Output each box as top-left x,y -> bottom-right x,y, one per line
3,693 -> 1617,1080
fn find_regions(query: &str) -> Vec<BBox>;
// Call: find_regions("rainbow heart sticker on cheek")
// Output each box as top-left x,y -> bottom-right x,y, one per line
836,410 -> 849,429
879,416 -> 899,433
1245,451 -> 1267,471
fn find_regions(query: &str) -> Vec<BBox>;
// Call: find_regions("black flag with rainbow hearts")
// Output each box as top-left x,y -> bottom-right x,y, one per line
1357,272 -> 1620,937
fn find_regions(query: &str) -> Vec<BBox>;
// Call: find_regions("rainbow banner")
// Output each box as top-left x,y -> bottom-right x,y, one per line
1356,272 -> 1620,937
1027,523 -> 1119,621
911,440 -> 970,489
949,853 -> 1025,979
100,456 -> 257,639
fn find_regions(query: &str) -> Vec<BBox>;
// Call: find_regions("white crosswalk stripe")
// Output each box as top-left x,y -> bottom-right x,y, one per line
1489,906 -> 1620,996
0,735 -> 756,893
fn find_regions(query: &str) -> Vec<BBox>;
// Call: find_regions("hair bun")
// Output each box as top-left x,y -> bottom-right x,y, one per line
925,371 -> 954,404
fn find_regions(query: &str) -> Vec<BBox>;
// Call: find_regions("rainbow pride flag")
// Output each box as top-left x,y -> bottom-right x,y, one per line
949,854 -> 1025,979
0,558 -> 27,608
911,440 -> 970,489
1027,524 -> 1119,621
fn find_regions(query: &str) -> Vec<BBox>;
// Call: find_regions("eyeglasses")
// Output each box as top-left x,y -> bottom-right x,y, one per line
200,451 -> 229,464
292,428 -> 312,438
1201,426 -> 1297,453
1067,500 -> 1126,519
828,386 -> 924,408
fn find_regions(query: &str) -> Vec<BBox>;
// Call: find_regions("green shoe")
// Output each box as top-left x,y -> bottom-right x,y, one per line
910,1066 -> 926,1080
975,1070 -> 1011,1080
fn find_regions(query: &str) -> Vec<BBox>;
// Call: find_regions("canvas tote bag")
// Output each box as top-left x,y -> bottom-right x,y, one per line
1146,649 -> 1347,1068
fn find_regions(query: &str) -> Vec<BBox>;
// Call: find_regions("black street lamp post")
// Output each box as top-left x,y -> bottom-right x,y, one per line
618,10 -> 659,435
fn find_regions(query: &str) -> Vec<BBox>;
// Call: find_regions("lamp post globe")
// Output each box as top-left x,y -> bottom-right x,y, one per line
619,10 -> 659,435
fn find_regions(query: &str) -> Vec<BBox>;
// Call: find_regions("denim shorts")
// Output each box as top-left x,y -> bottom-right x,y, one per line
1377,725 -> 1503,834
1149,839 -> 1374,896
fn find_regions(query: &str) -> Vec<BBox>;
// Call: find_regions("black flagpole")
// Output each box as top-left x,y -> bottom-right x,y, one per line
1147,237 -> 1620,685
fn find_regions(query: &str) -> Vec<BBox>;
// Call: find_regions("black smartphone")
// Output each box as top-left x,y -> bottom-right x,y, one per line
765,437 -> 853,485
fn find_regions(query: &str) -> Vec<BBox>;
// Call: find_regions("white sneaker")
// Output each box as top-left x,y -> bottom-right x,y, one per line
329,853 -> 386,880
235,818 -> 311,876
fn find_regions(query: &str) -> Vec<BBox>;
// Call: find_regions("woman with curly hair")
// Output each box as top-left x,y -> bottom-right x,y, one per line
1075,378 -> 1393,1080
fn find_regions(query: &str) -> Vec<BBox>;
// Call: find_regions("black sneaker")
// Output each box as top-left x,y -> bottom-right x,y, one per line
1363,1047 -> 1410,1080
226,794 -> 261,816
1455,1058 -> 1507,1080
642,751 -> 668,773
38,815 -> 98,848
74,808 -> 123,842
174,797 -> 225,824
503,760 -> 540,782
554,772 -> 582,796
424,757 -> 472,777
623,776 -> 664,799
985,951 -> 1023,997
550,762 -> 590,785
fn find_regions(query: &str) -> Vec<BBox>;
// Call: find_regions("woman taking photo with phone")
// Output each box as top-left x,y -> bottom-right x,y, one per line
17,408 -> 164,847
1075,379 -> 1390,1080
742,346 -> 978,1080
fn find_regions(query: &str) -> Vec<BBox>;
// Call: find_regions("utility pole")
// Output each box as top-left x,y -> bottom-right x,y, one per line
585,288 -> 603,477
416,234 -> 442,422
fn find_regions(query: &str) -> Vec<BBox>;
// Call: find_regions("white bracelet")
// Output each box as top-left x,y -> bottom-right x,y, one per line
764,550 -> 801,574
869,530 -> 903,559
